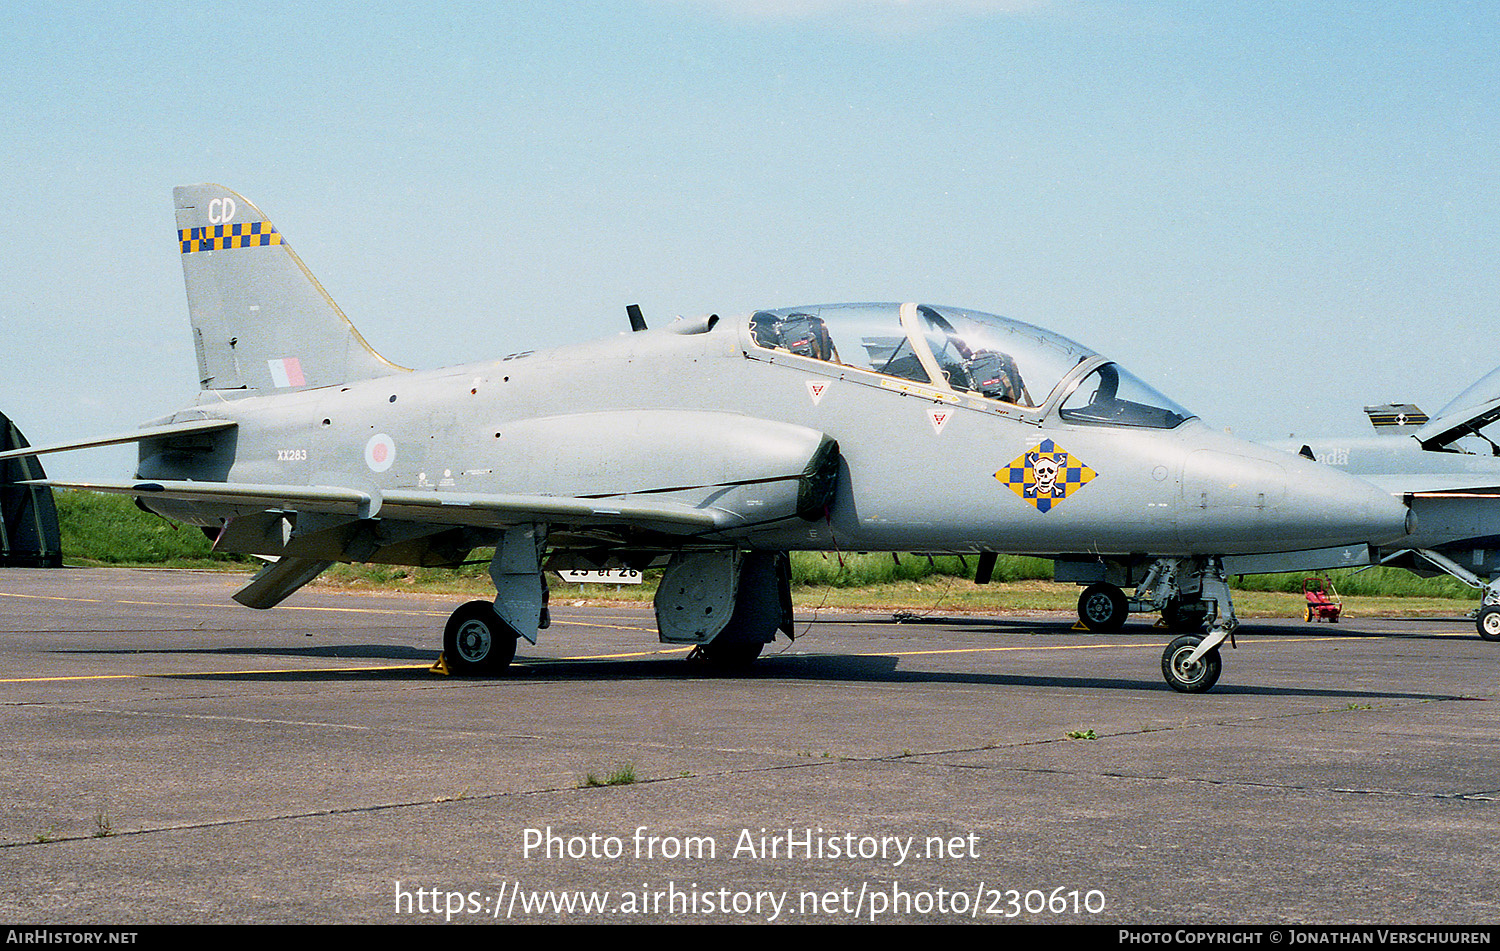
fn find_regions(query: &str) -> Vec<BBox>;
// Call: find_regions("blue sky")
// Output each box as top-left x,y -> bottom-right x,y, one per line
3,1 -> 1498,479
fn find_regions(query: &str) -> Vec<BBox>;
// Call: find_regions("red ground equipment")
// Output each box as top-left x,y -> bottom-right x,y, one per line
1303,576 -> 1342,622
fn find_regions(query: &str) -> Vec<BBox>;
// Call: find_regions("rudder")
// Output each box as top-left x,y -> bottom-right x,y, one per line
174,184 -> 406,392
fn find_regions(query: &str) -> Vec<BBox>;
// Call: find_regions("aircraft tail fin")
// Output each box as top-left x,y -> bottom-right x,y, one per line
173,184 -> 407,392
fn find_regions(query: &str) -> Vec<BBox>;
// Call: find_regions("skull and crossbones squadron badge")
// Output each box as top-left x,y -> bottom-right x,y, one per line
997,439 -> 1097,513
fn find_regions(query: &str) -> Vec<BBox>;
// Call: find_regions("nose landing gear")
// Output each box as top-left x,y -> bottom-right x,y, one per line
1069,557 -> 1240,692
1161,633 -> 1223,693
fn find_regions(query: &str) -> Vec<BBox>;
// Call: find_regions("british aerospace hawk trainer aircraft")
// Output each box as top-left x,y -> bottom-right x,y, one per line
2,185 -> 1414,692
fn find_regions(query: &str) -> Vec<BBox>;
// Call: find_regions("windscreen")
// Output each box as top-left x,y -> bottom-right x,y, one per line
1059,363 -> 1193,429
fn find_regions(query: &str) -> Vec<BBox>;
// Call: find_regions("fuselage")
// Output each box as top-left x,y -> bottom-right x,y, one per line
138,311 -> 1411,562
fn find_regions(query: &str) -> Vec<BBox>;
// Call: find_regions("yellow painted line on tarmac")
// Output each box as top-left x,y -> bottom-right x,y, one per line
875,642 -> 1162,658
526,647 -> 694,661
0,647 -> 695,683
549,620 -> 656,632
278,604 -> 447,616
0,663 -> 433,684
1242,633 -> 1473,643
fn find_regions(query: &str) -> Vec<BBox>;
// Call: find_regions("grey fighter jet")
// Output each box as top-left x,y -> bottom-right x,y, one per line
0,185 -> 1413,692
1283,367 -> 1500,641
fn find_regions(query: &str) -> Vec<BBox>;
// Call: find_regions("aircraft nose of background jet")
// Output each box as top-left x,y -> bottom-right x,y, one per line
1177,442 -> 1411,553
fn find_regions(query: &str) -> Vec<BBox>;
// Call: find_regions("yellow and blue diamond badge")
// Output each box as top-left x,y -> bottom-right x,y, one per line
997,439 -> 1097,513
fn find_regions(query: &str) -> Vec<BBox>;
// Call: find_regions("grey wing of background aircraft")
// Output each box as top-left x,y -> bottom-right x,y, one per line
1276,367 -> 1500,642
0,185 -> 1413,692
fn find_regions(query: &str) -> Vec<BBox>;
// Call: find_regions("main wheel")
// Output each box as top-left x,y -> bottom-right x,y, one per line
1479,605 -> 1500,642
1161,634 -> 1222,693
443,600 -> 518,675
1162,599 -> 1209,633
1078,583 -> 1128,632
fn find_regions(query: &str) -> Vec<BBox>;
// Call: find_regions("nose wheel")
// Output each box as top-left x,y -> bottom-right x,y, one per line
1161,634 -> 1222,693
1478,605 -> 1500,642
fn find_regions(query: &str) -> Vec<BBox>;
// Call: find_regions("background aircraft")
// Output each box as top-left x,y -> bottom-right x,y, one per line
1279,368 -> 1500,641
0,186 -> 1413,692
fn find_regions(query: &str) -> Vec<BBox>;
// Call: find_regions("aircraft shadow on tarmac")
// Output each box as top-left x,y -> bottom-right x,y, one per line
54,642 -> 1457,701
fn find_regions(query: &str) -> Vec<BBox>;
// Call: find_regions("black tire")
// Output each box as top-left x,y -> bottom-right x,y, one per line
443,600 -> 518,675
1161,599 -> 1209,633
1161,634 -> 1222,694
1078,583 -> 1128,632
1479,605 -> 1500,642
698,637 -> 764,669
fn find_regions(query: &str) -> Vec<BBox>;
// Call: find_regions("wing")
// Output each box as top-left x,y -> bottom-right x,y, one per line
34,478 -> 744,611
33,479 -> 734,532
30,417 -> 840,609
0,419 -> 237,463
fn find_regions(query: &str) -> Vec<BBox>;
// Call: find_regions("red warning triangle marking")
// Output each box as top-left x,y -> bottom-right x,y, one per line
930,410 -> 950,434
807,380 -> 828,404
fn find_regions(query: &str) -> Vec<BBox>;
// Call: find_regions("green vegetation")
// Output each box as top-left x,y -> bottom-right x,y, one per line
54,489 -> 248,568
1232,567 -> 1478,600
788,551 -> 1050,587
580,764 -> 637,788
1066,730 -> 1098,740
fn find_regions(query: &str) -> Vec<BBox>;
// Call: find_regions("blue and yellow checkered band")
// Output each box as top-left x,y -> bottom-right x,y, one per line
179,222 -> 282,253
996,438 -> 1097,513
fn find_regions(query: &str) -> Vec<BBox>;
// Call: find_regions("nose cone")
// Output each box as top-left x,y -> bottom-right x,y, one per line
1279,452 -> 1411,550
1177,438 -> 1410,554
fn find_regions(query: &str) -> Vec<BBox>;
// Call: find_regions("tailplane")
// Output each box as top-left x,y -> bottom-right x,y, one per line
174,184 -> 406,392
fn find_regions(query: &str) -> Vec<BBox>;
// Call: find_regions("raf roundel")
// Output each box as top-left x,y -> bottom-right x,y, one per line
364,433 -> 396,473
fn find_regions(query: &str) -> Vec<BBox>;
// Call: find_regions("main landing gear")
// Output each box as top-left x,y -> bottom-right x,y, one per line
1395,549 -> 1500,642
440,526 -> 548,676
443,600 -> 519,675
436,532 -> 793,677
1073,557 -> 1239,693
1077,583 -> 1129,633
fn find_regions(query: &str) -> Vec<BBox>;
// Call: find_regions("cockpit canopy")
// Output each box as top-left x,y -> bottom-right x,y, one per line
749,303 -> 1193,430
